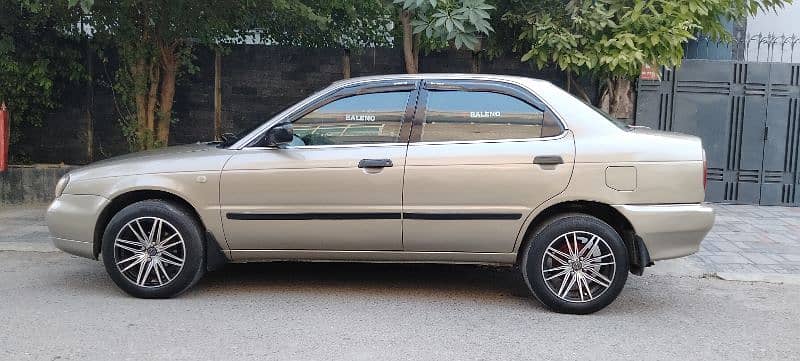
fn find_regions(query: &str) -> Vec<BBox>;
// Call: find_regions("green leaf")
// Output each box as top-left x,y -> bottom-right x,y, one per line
521,50 -> 534,62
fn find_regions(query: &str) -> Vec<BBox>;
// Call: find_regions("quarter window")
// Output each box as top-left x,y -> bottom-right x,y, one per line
421,90 -> 551,142
291,91 -> 410,146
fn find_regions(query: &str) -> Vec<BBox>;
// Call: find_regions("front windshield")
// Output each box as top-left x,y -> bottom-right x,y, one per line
218,121 -> 264,148
219,87 -> 332,148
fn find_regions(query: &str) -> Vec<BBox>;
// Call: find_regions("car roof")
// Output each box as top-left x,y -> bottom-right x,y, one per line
331,73 -> 551,88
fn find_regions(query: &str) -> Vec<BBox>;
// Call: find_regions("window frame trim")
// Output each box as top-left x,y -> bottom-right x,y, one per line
410,79 -> 566,144
238,80 -> 421,149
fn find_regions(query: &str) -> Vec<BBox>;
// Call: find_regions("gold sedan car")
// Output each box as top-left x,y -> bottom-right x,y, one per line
47,74 -> 714,314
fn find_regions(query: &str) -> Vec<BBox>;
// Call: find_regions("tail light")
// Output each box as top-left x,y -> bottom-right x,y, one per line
702,150 -> 707,191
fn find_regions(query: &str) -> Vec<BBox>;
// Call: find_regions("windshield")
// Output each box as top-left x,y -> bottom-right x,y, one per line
589,105 -> 630,130
219,86 -> 334,148
550,84 -> 630,131
218,121 -> 265,148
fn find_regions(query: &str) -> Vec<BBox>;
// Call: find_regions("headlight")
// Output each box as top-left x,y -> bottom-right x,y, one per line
54,174 -> 70,198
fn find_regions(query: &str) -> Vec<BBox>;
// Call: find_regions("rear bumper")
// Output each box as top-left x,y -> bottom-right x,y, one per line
612,203 -> 715,261
52,237 -> 94,259
46,194 -> 109,259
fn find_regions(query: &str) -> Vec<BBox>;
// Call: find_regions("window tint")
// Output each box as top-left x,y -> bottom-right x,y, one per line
292,91 -> 410,146
421,90 -> 547,142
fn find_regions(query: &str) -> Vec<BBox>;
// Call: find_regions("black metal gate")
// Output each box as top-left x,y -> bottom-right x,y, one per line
636,59 -> 800,206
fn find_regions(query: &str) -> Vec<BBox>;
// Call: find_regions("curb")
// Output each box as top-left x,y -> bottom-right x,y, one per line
647,258 -> 800,285
713,272 -> 800,285
0,242 -> 58,253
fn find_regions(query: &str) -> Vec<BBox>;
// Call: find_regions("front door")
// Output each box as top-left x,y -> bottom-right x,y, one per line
221,82 -> 418,252
402,80 -> 575,253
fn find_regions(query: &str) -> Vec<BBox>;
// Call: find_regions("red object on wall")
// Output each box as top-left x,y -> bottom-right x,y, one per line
0,102 -> 8,172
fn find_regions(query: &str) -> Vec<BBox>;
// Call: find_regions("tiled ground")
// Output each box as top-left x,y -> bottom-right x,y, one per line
2,203 -> 799,275
692,204 -> 800,275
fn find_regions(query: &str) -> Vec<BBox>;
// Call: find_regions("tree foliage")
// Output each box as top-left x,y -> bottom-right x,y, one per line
399,0 -> 494,50
393,0 -> 494,73
79,0 -> 330,150
285,0 -> 394,49
504,0 -> 791,118
0,0 -> 86,160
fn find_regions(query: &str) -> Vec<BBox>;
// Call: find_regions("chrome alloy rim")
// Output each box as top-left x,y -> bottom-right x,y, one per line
541,231 -> 616,303
113,217 -> 186,288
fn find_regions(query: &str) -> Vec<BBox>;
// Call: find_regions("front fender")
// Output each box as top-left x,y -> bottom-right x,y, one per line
65,172 -> 226,251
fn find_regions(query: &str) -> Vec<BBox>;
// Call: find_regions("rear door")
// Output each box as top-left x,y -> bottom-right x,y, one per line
402,79 -> 575,253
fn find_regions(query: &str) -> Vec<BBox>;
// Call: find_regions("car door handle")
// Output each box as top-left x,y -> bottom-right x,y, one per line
358,159 -> 393,168
533,155 -> 564,165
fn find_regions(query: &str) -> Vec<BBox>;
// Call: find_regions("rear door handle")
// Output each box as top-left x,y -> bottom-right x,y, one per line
358,159 -> 393,168
533,155 -> 564,165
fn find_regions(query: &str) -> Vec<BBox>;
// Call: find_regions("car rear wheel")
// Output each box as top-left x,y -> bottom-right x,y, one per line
520,214 -> 629,314
101,199 -> 205,298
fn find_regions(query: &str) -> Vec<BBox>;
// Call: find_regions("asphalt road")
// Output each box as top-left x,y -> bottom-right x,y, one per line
1,251 -> 798,361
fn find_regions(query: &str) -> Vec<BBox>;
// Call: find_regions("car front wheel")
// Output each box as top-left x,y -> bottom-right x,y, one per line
520,214 -> 629,314
101,199 -> 205,298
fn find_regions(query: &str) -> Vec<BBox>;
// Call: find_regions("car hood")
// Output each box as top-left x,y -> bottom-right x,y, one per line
67,143 -> 235,182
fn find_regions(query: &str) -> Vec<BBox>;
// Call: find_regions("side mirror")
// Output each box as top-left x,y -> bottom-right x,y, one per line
264,123 -> 294,147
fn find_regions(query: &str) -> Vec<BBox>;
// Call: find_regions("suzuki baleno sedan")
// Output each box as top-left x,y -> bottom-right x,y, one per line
47,74 -> 714,314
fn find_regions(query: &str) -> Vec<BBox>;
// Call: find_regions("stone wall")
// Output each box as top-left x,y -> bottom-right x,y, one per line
0,165 -> 74,205
10,45 -> 595,165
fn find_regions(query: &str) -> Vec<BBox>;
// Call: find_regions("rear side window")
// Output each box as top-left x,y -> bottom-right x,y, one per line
421,90 -> 557,142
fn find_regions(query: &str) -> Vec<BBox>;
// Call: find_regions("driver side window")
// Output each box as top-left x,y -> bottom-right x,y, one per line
291,91 -> 411,146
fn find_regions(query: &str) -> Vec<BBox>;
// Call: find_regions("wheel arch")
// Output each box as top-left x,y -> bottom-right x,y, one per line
516,200 -> 652,275
93,189 -> 205,259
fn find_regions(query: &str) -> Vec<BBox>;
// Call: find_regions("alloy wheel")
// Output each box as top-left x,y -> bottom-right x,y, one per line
113,216 -> 186,288
540,231 -> 617,303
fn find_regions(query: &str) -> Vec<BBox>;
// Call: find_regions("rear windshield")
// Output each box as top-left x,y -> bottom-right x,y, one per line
590,105 -> 630,131
553,85 -> 630,131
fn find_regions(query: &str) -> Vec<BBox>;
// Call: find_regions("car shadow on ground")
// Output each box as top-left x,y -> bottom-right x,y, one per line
56,254 -> 661,313
194,261 -> 535,302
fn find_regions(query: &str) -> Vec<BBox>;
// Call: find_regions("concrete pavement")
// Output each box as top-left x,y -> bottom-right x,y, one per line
0,251 -> 799,361
0,205 -> 51,252
2,204 -> 800,360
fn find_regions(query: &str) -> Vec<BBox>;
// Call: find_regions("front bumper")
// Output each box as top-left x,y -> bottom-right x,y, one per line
46,194 -> 109,259
612,203 -> 715,261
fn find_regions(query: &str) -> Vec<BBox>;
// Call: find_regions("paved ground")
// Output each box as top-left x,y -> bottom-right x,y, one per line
694,204 -> 800,275
0,205 -> 51,252
0,251 -> 798,361
4,203 -> 800,278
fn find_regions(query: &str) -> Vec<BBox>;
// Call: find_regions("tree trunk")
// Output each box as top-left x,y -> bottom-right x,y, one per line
214,49 -> 222,141
566,71 -> 571,92
567,71 -> 591,104
470,38 -> 483,74
131,58 -> 148,149
599,77 -> 634,120
145,59 -> 160,145
83,40 -> 94,162
400,10 -> 418,74
157,43 -> 178,146
342,48 -> 351,79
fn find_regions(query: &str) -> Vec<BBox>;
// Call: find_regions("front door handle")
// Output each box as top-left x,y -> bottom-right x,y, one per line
533,155 -> 564,165
358,159 -> 393,168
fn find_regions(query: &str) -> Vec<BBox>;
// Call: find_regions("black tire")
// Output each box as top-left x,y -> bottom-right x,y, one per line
520,213 -> 629,314
101,199 -> 205,298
